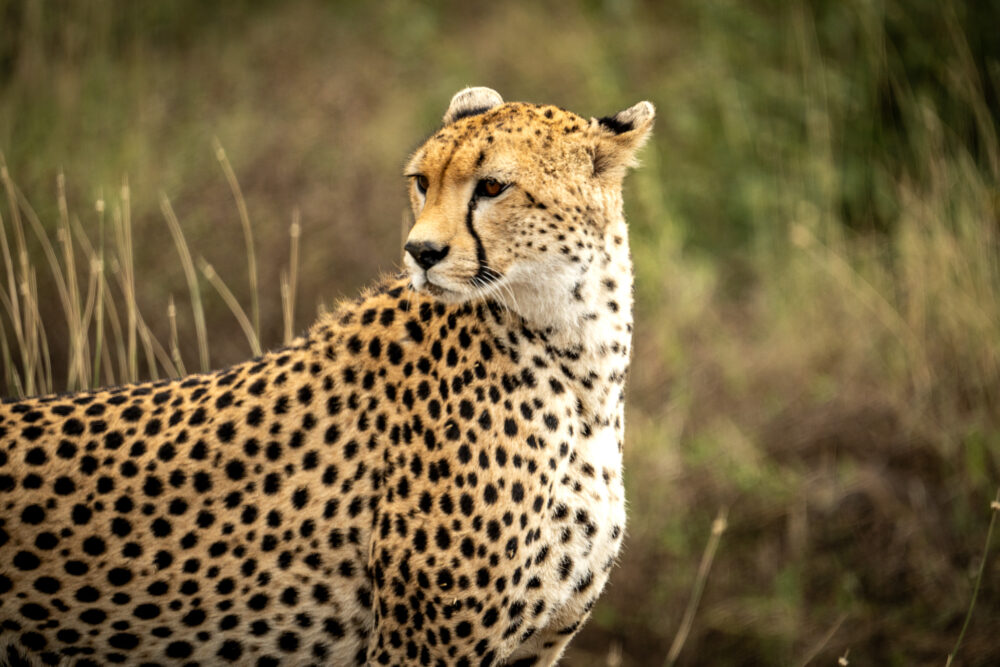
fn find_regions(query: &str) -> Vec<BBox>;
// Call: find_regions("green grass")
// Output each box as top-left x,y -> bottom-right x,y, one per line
2,0 -> 1000,663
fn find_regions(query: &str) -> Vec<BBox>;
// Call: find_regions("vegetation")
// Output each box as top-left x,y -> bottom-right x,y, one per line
2,0 -> 998,663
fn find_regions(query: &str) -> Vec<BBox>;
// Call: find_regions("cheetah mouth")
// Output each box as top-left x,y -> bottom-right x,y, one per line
409,270 -> 460,300
422,281 -> 450,297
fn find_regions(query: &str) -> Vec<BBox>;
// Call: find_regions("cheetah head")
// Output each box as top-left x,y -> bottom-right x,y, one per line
403,87 -> 653,327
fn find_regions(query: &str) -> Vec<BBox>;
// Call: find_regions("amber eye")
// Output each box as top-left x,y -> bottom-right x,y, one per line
414,175 -> 429,194
475,178 -> 506,198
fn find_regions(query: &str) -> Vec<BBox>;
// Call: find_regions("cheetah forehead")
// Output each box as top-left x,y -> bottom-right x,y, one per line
406,101 -> 591,177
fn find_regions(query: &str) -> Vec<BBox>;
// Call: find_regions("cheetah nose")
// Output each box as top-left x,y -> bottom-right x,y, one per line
405,241 -> 450,270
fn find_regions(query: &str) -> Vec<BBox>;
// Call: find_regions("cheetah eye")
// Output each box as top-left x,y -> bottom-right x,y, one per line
412,174 -> 429,195
475,178 -> 507,198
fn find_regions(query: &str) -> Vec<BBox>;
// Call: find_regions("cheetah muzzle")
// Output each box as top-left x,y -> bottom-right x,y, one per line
0,87 -> 654,666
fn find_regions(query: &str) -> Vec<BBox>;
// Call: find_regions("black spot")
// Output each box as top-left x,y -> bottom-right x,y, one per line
182,609 -> 206,627
64,560 -> 88,576
21,425 -> 44,441
62,418 -> 85,435
75,586 -> 100,602
143,476 -> 164,497
165,641 -> 193,658
107,567 -> 133,586
56,628 -> 80,643
217,421 -> 236,443
108,633 -> 139,650
151,518 -> 172,537
32,576 -> 60,594
56,440 -> 77,458
405,319 -> 424,343
24,446 -> 47,465
598,114 -> 634,134
226,460 -> 246,481
248,593 -> 269,611
121,405 -> 143,422
387,342 -> 404,365
484,484 -> 498,504
19,603 -> 49,620
79,608 -> 107,624
53,476 -> 76,495
133,603 -> 160,620
278,631 -> 300,652
82,536 -> 106,555
20,504 -> 45,525
218,639 -> 243,661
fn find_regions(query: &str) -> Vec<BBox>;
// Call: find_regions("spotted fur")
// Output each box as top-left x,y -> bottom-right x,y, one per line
0,87 -> 653,666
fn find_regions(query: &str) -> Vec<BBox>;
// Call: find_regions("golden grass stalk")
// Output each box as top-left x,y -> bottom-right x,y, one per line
92,198 -> 107,387
57,171 -> 90,390
281,210 -> 301,345
199,259 -> 262,357
115,177 -> 138,382
14,178 -> 77,394
160,193 -> 210,372
665,507 -> 729,667
796,613 -> 847,667
20,275 -> 38,396
167,296 -> 187,377
72,198 -> 138,387
214,138 -> 260,344
27,270 -> 53,393
108,258 -> 159,382
103,257 -> 129,381
73,258 -> 101,390
945,488 -> 1000,667
0,210 -> 25,396
136,314 -> 177,379
0,290 -> 23,396
1,155 -> 34,395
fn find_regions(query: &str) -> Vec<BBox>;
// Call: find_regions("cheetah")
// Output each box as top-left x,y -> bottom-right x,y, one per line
0,87 -> 653,666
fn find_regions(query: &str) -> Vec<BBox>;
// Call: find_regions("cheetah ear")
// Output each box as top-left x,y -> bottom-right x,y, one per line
443,87 -> 504,125
589,101 -> 655,180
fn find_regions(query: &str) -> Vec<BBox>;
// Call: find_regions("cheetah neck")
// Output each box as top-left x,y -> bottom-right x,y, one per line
494,216 -> 634,424
509,217 -> 634,356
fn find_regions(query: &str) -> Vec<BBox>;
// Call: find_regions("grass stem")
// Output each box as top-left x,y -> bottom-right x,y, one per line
665,507 -> 728,667
946,488 -> 1000,667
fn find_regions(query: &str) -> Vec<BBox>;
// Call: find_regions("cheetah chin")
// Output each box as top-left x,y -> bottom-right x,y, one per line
0,86 -> 653,667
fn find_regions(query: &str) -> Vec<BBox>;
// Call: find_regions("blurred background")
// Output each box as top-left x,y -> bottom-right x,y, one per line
2,0 -> 999,664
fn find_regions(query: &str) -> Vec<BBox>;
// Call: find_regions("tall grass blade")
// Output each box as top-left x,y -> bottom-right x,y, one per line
199,259 -> 262,357
160,193 -> 210,372
214,138 -> 260,345
116,177 -> 138,382
167,296 -> 187,377
57,171 -> 88,391
665,508 -> 728,667
91,197 -> 106,387
281,210 -> 301,344
1,155 -> 34,395
0,290 -> 24,397
945,489 -> 1000,667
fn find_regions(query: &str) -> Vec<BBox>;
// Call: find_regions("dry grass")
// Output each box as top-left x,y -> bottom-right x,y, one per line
0,158 -> 300,395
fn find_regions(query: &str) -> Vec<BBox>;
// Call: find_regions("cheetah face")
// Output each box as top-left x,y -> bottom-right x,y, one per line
403,87 -> 653,325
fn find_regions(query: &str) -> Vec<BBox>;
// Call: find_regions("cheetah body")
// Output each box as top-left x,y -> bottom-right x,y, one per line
0,88 -> 653,666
